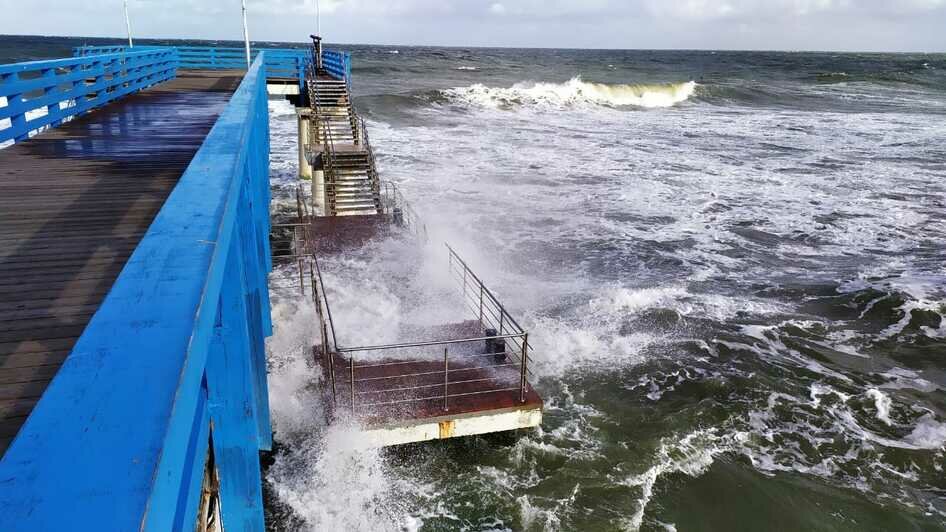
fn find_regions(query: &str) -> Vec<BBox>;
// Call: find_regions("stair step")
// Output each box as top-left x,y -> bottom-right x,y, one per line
335,205 -> 380,211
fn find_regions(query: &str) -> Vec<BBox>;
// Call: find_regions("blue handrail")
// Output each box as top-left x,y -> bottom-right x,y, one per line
76,45 -> 311,90
0,53 -> 273,532
322,49 -> 352,88
0,49 -> 178,144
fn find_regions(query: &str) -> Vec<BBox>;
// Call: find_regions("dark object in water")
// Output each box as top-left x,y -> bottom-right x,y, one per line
484,328 -> 507,364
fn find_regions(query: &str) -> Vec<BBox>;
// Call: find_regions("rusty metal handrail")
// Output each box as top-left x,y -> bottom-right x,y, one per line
329,246 -> 533,414
380,180 -> 427,241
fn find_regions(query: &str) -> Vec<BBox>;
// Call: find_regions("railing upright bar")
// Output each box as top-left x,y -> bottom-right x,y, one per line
328,325 -> 337,405
311,254 -> 338,351
520,333 -> 529,402
350,356 -> 356,413
309,261 -> 317,303
479,285 -> 484,327
443,347 -> 449,412
297,259 -> 305,295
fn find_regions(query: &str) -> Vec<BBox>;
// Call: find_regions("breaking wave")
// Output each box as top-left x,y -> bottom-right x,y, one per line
442,76 -> 697,109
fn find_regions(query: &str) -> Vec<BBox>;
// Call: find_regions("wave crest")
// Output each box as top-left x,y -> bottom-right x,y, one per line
442,76 -> 697,109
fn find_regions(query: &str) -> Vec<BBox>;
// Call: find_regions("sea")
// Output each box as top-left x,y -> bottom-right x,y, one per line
3,35 -> 945,531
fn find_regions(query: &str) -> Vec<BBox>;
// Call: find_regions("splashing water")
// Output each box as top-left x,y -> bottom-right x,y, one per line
442,77 -> 697,109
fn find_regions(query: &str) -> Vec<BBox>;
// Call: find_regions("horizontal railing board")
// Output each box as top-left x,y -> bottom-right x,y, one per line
74,45 -> 314,90
0,49 -> 178,143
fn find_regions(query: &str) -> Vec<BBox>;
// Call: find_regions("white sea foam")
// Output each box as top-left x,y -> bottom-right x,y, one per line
620,429 -> 736,530
263,51 -> 946,526
265,289 -> 430,530
904,415 -> 946,450
443,76 -> 697,109
866,388 -> 894,426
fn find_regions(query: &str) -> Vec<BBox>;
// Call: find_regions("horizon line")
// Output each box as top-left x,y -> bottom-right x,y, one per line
1,32 -> 944,56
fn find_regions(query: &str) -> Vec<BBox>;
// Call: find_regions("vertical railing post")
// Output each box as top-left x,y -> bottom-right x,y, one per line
93,59 -> 105,103
519,333 -> 529,402
443,347 -> 449,412
41,68 -> 61,128
327,325 -> 337,405
7,72 -> 27,142
350,356 -> 356,413
309,261 -> 317,303
297,259 -> 305,295
479,284 -> 484,327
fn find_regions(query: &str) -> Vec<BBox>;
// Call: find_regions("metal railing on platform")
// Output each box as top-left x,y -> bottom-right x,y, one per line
446,243 -> 534,383
0,48 -> 178,144
299,243 -> 532,416
380,181 -> 427,240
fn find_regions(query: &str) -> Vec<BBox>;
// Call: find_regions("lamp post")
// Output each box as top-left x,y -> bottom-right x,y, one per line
123,0 -> 133,48
241,0 -> 251,68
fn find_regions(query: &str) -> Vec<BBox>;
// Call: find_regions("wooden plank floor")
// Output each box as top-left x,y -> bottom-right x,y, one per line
0,70 -> 244,456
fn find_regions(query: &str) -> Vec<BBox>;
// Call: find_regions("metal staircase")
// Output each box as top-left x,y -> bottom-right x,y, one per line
307,69 -> 381,216
309,77 -> 357,143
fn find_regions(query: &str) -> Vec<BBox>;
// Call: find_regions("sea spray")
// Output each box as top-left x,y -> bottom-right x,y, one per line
260,45 -> 946,529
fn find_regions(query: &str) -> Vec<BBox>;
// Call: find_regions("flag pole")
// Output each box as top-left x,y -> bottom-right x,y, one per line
123,0 -> 133,48
241,0 -> 251,68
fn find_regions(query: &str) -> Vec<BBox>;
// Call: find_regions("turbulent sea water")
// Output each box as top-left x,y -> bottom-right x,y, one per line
4,36 -> 946,531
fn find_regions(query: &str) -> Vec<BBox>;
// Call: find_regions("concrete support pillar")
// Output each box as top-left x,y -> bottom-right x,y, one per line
296,108 -> 312,181
312,168 -> 326,216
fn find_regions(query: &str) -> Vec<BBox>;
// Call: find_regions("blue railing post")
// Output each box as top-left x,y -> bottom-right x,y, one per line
207,233 -> 265,532
345,52 -> 352,91
4,72 -> 27,142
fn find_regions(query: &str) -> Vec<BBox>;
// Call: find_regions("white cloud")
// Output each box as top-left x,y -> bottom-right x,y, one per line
0,0 -> 943,51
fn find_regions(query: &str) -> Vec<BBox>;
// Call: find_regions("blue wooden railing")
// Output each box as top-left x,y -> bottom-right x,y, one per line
322,49 -> 352,88
0,49 -> 178,144
76,45 -> 310,89
0,53 -> 273,531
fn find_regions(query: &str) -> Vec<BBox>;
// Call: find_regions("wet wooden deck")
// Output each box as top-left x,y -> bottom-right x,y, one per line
0,70 -> 244,456
309,214 -> 392,254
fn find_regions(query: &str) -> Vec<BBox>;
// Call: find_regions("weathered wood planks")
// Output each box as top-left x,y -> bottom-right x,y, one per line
0,70 -> 243,457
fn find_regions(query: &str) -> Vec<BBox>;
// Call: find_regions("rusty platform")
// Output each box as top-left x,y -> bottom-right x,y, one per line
310,214 -> 392,254
316,346 -> 543,425
0,70 -> 244,456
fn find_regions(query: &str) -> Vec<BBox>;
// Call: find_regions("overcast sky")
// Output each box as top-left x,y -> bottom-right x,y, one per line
1,0 -> 945,52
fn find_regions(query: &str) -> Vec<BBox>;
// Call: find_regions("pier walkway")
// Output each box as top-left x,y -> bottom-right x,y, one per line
0,46 -> 294,531
0,70 -> 241,454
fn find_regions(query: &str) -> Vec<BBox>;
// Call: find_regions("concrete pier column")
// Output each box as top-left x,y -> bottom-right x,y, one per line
312,167 -> 326,216
296,108 -> 313,181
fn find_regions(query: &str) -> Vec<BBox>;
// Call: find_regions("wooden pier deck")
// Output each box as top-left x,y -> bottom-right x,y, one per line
0,70 -> 243,456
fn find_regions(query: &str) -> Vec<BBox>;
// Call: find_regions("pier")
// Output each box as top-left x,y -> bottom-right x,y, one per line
0,39 -> 542,530
280,47 -> 544,447
0,46 -> 291,530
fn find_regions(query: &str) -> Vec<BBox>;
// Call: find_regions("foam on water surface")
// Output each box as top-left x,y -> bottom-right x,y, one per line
263,46 -> 946,529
